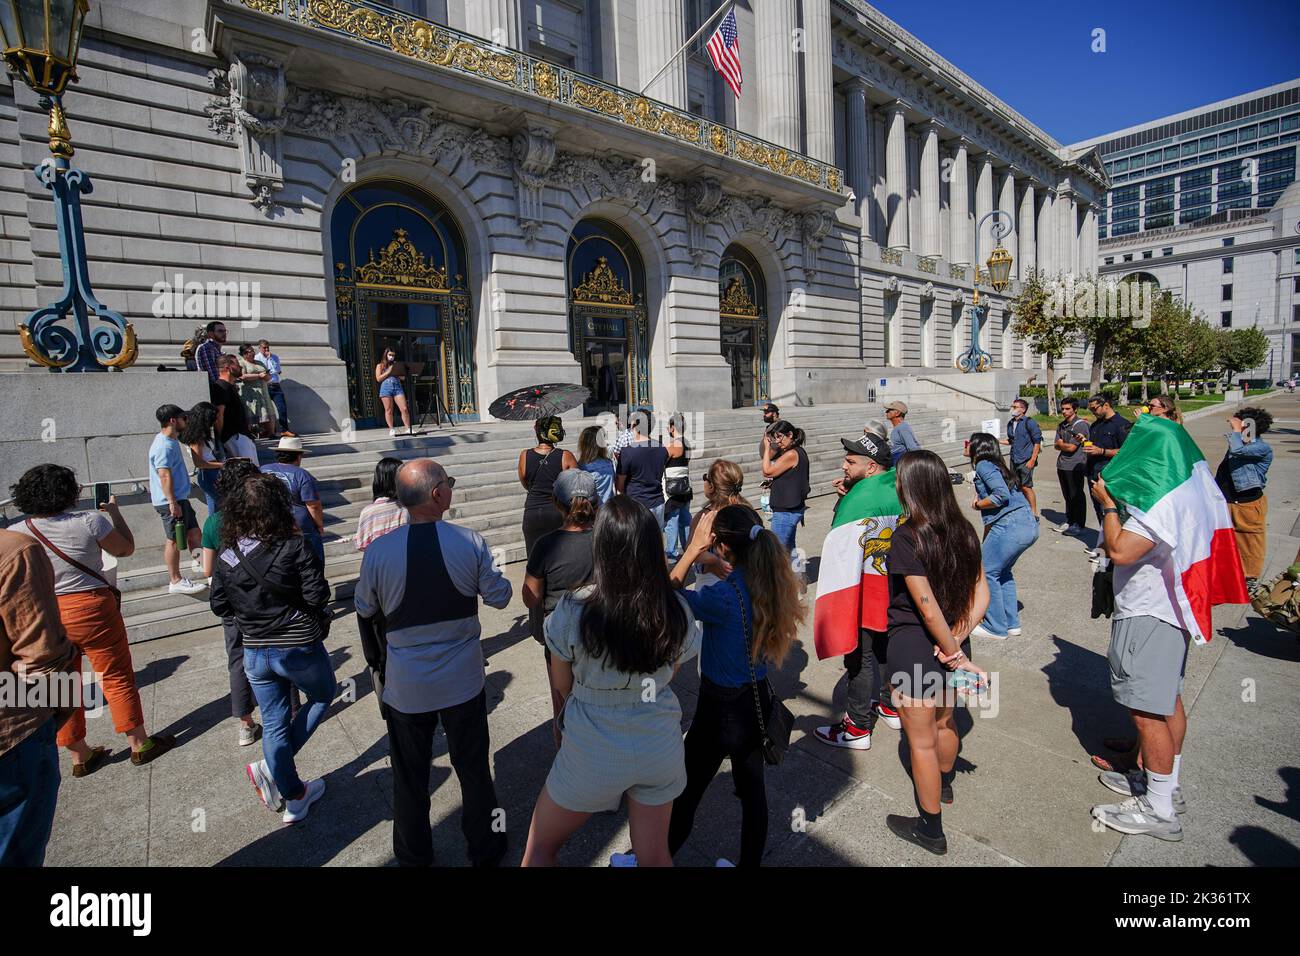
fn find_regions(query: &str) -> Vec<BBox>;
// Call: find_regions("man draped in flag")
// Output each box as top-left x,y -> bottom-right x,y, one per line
706,7 -> 743,99
813,427 -> 904,750
1086,413 -> 1249,842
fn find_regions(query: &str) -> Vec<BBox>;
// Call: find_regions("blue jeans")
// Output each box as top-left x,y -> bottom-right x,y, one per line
243,642 -> 337,801
649,501 -> 665,532
769,508 -> 805,557
197,468 -> 220,516
0,717 -> 60,866
981,509 -> 1039,635
663,501 -> 692,558
269,383 -> 289,433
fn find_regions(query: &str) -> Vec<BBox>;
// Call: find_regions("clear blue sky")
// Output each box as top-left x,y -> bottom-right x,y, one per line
866,0 -> 1300,145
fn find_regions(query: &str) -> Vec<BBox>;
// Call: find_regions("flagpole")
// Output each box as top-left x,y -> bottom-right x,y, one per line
638,1 -> 735,98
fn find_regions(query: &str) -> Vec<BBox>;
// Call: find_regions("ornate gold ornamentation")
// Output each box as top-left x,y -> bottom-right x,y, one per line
917,256 -> 938,274
534,62 -> 559,100
719,276 -> 759,318
18,324 -> 72,368
880,247 -> 903,266
102,323 -> 139,369
355,228 -> 449,291
573,257 -> 633,307
247,0 -> 844,194
949,263 -> 967,281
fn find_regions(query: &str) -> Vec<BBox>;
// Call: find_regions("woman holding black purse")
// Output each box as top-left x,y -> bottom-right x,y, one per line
666,504 -> 804,866
210,473 -> 336,825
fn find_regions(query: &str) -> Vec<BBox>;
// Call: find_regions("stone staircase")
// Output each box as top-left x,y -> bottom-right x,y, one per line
58,402 -> 973,645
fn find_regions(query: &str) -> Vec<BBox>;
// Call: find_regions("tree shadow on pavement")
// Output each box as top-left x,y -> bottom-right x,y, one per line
1220,615 -> 1300,664
1042,635 -> 1133,758
1227,825 -> 1300,865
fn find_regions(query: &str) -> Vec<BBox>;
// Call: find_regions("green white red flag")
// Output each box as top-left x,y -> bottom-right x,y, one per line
1100,414 -> 1249,644
812,470 -> 903,660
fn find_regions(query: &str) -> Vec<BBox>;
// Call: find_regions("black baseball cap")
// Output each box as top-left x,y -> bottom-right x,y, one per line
840,432 -> 891,467
762,403 -> 779,414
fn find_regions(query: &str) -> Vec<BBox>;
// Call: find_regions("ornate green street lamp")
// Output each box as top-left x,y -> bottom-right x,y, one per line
1,0 -> 136,370
957,209 -> 1014,373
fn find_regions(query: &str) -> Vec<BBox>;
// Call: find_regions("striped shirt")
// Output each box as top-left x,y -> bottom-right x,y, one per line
196,338 -> 223,381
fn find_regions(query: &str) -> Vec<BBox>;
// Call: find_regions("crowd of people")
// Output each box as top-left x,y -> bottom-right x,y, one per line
0,383 -> 1279,866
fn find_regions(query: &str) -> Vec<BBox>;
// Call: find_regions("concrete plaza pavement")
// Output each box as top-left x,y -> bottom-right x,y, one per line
43,393 -> 1300,866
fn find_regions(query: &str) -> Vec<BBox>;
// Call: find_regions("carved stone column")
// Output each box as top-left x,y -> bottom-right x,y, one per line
975,153 -> 994,260
1018,181 -> 1037,278
638,0 -> 687,108
844,80 -> 873,241
919,120 -> 941,258
466,0 -> 523,51
948,138 -> 970,265
757,0 -> 801,150
998,168 -> 1017,262
801,0 -> 834,163
885,101 -> 909,249
1037,188 -> 1055,274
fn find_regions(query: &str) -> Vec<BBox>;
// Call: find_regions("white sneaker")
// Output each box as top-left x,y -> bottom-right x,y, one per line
282,778 -> 326,824
1007,627 -> 1022,637
1053,522 -> 1071,533
238,722 -> 261,747
389,428 -> 397,437
246,758 -> 283,812
609,852 -> 638,867
1091,795 -> 1183,841
970,623 -> 1007,640
168,577 -> 207,595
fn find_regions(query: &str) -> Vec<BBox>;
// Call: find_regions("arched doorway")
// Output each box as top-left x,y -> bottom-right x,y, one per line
567,219 -> 649,414
718,245 -> 769,407
330,180 -> 475,425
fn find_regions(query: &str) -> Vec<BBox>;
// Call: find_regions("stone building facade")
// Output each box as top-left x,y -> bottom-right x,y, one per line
0,0 -> 1105,432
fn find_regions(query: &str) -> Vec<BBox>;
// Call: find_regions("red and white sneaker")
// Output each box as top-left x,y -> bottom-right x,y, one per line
873,701 -> 902,731
814,715 -> 872,750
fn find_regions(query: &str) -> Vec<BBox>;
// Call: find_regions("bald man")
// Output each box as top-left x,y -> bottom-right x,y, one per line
354,458 -> 512,867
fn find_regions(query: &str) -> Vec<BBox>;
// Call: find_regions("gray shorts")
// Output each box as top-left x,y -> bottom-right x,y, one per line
1013,461 -> 1035,488
1108,615 -> 1189,716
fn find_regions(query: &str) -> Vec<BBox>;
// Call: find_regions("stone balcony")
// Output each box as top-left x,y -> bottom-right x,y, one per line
213,0 -> 844,207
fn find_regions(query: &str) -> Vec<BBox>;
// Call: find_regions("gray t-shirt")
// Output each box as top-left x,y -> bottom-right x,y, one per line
13,510 -> 114,595
1055,417 -> 1091,471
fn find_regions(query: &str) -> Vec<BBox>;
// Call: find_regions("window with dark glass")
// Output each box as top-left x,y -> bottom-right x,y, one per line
1222,284 -> 1233,301
1221,311 -> 1232,328
1223,257 -> 1234,274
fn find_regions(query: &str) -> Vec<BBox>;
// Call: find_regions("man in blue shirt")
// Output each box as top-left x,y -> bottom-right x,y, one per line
883,401 -> 921,465
260,436 -> 325,568
615,409 -> 668,528
258,339 -> 291,434
150,404 -> 207,594
1002,398 -> 1043,520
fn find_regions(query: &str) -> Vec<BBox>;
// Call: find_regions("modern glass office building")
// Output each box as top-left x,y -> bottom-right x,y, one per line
1077,80 -> 1298,239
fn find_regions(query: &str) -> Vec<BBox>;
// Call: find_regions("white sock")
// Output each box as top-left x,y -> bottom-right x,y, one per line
1171,754 -> 1182,790
1145,769 -> 1176,819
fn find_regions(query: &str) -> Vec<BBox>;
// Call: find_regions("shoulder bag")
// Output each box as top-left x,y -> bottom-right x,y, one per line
728,578 -> 793,765
24,518 -> 121,610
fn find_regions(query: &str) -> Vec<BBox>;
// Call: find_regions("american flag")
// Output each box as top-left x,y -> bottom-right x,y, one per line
706,7 -> 742,99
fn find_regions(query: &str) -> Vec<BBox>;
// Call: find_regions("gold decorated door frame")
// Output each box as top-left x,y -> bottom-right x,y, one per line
718,255 -> 770,407
334,227 -> 476,423
569,254 -> 650,412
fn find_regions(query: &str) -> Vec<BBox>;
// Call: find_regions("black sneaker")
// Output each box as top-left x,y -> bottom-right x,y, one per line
885,813 -> 947,855
940,782 -> 954,805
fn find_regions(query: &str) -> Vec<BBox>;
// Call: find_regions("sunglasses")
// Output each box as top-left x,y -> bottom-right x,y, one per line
437,476 -> 457,490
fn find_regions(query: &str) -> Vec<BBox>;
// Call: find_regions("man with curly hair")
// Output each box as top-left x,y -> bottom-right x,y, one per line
1215,406 -> 1275,587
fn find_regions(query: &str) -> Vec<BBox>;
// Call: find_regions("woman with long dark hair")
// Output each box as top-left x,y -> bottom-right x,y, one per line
761,420 -> 810,556
375,348 -> 411,437
667,504 -> 803,866
523,469 -> 599,747
966,432 -> 1039,640
521,496 -> 698,867
355,456 -> 408,551
884,450 -> 989,855
576,425 -> 615,503
210,473 -> 336,824
181,401 -> 224,517
662,412 -> 693,559
518,415 -> 578,558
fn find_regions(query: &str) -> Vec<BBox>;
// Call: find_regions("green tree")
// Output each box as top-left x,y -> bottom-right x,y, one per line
1217,327 -> 1269,387
1010,271 -> 1084,415
1081,274 -> 1144,395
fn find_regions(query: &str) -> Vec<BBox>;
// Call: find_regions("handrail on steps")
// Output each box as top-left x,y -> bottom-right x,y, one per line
913,377 -> 1013,413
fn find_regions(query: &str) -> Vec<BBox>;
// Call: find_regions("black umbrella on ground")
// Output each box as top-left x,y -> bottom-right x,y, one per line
488,383 -> 590,421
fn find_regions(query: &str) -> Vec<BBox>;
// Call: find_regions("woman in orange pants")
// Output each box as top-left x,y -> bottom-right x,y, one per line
9,465 -> 176,774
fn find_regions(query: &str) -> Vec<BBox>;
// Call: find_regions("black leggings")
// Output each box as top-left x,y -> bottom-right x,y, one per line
668,677 -> 770,867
